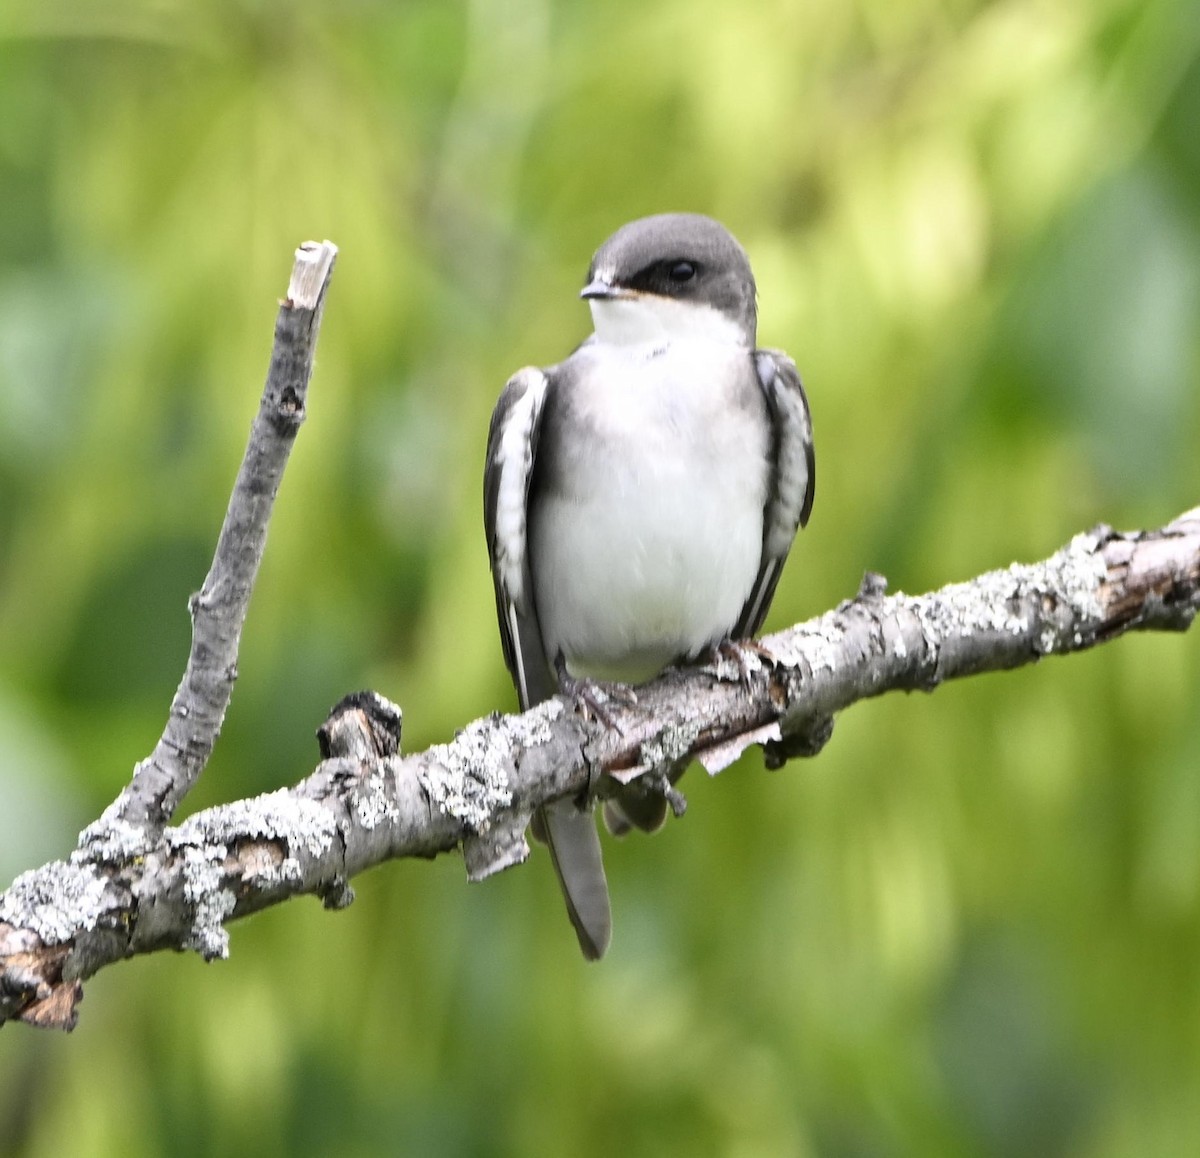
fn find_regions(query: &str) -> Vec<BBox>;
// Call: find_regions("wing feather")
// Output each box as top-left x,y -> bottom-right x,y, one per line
734,349 -> 815,639
483,367 -> 555,709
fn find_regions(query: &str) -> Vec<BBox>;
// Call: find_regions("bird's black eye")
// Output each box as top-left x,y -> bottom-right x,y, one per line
667,261 -> 696,283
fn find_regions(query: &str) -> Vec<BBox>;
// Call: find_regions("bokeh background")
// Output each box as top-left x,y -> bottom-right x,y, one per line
2,0 -> 1199,1154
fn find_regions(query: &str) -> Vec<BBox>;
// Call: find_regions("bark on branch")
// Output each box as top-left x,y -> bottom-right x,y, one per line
2,243 -> 1198,1032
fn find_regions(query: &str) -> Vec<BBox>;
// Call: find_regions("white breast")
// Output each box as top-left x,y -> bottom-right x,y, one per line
529,338 -> 769,683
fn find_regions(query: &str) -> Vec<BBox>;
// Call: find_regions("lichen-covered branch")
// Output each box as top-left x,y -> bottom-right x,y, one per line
0,240 -> 337,1030
3,508 -> 1198,1031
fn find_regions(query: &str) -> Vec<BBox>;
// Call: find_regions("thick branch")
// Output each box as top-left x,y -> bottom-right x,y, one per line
2,508 -> 1198,1030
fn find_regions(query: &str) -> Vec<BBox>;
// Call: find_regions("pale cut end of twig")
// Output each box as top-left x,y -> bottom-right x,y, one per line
287,240 -> 338,309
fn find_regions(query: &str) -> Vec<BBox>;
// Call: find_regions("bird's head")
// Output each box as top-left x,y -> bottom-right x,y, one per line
581,213 -> 757,347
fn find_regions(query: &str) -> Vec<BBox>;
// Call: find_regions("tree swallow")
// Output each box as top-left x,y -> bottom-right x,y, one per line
483,213 -> 814,959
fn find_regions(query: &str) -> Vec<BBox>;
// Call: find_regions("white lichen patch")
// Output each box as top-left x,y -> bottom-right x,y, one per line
1036,530 -> 1108,621
639,720 -> 703,772
162,790 -> 339,957
418,704 -> 554,833
766,615 -> 845,674
0,859 -> 112,945
512,697 -> 561,747
179,844 -> 234,961
76,801 -> 152,862
172,788 -> 338,867
352,766 -> 401,830
912,570 -> 1029,643
911,533 -> 1108,653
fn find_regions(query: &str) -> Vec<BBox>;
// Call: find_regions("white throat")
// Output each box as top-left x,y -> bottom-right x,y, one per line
588,294 -> 748,348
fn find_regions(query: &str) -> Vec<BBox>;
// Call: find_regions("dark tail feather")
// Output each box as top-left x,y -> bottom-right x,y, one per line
538,800 -> 612,960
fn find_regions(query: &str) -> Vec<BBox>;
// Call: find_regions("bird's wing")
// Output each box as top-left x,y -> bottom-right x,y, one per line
483,364 -> 612,959
734,348 -> 815,639
483,366 -> 557,709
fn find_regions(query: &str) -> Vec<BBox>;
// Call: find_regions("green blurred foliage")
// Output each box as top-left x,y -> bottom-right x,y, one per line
1,0 -> 1199,1154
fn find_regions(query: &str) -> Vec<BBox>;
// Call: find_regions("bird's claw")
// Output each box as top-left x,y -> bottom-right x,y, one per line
554,654 -> 635,732
702,637 -> 770,689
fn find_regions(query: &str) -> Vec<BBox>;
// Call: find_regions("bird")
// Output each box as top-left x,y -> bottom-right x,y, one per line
483,212 -> 814,960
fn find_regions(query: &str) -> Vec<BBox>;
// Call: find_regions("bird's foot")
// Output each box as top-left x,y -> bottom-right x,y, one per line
701,637 -> 772,689
554,654 -> 636,732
